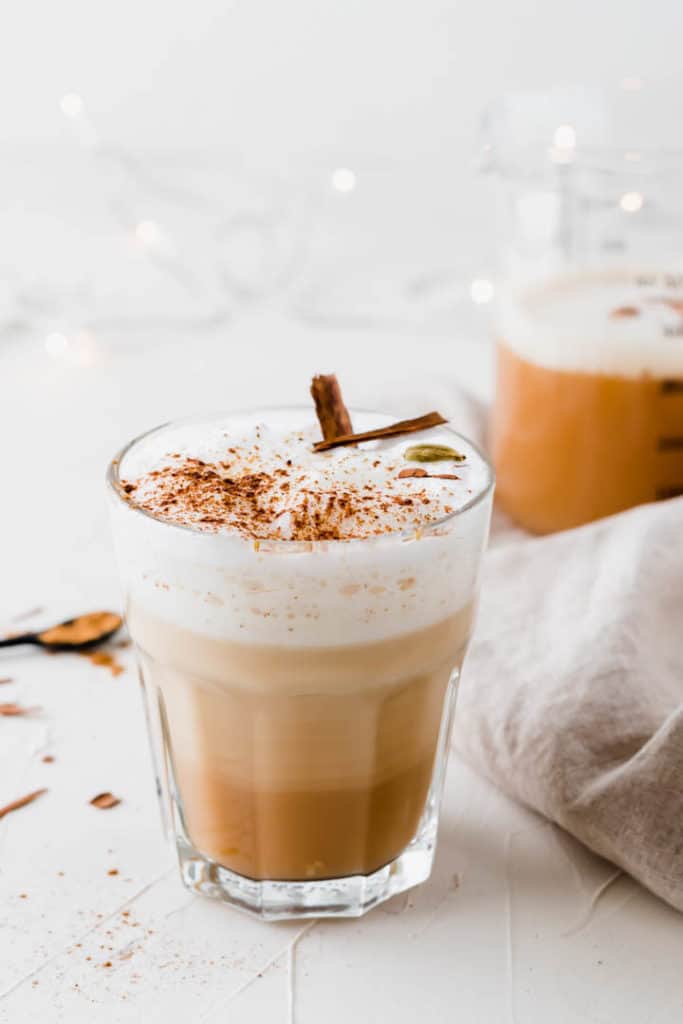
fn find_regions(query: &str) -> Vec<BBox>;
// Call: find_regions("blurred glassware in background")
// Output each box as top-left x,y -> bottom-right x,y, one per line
484,84 -> 683,533
289,160 -> 493,336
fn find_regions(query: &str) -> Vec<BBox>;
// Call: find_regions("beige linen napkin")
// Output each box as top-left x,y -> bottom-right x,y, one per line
455,495 -> 683,911
383,380 -> 683,911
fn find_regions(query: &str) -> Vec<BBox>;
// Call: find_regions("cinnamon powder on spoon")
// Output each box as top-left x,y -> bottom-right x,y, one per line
38,612 -> 122,648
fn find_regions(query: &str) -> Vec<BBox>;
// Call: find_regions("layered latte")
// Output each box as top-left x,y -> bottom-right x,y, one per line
109,405 -> 492,904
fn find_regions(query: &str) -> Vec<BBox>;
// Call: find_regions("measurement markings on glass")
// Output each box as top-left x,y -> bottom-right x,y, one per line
659,380 -> 683,395
656,485 -> 683,501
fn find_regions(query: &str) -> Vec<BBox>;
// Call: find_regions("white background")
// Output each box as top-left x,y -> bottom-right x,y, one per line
2,1 -> 682,258
0,0 -> 681,341
3,0 -> 682,159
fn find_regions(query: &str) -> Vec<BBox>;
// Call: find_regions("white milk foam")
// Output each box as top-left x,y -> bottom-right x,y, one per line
499,269 -> 683,377
110,409 -> 492,647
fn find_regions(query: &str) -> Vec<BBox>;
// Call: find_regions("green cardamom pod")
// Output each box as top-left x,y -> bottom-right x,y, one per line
403,443 -> 466,463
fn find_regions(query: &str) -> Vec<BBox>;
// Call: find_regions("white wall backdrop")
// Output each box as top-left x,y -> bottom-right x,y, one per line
2,0 -> 680,161
0,0 -> 680,347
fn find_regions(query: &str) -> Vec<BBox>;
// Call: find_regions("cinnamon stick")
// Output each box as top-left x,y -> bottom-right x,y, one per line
0,788 -> 47,820
311,375 -> 353,442
313,411 -> 448,452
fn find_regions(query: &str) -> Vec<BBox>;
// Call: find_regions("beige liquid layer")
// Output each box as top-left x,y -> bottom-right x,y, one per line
493,341 -> 683,534
128,602 -> 473,881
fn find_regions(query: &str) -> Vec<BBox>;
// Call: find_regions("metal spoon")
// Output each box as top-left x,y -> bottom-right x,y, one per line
0,611 -> 123,652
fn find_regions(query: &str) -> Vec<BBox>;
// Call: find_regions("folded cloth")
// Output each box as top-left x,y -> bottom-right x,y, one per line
454,489 -> 683,912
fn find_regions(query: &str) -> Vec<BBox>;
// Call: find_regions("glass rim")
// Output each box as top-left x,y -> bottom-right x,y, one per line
106,405 -> 495,551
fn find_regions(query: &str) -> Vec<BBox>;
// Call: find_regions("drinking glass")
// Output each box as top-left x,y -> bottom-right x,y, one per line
108,408 -> 493,919
484,86 -> 683,533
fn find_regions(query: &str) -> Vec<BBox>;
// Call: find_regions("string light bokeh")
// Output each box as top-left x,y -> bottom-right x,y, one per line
620,191 -> 644,213
24,78 -> 679,364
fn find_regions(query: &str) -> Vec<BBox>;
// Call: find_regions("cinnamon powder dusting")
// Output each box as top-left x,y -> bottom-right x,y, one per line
118,384 -> 473,542
121,451 -> 461,542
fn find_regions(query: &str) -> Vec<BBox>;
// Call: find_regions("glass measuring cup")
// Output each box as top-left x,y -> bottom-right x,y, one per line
484,86 -> 683,533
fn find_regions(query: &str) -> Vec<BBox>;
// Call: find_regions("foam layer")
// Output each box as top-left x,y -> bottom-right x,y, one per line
119,410 -> 489,539
109,409 -> 493,646
499,269 -> 683,377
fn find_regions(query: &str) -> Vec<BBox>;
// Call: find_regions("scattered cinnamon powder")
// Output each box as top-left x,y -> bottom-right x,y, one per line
125,458 -> 436,541
38,612 -> 122,649
122,449 -> 467,542
119,379 -> 469,542
90,792 -> 121,810
81,650 -> 125,676
0,703 -> 40,717
0,788 -> 47,820
107,869 -> 119,876
610,305 -> 640,318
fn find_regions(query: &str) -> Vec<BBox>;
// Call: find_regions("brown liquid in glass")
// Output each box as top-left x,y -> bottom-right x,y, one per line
493,341 -> 683,534
129,603 -> 472,881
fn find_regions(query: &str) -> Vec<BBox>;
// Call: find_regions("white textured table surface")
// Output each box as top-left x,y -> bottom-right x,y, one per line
2,311 -> 683,1024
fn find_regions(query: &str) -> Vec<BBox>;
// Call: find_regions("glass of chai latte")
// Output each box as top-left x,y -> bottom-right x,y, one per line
493,269 -> 683,534
484,88 -> 683,533
107,382 -> 493,919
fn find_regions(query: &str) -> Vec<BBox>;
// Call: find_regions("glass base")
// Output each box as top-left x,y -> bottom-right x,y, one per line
176,822 -> 437,920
